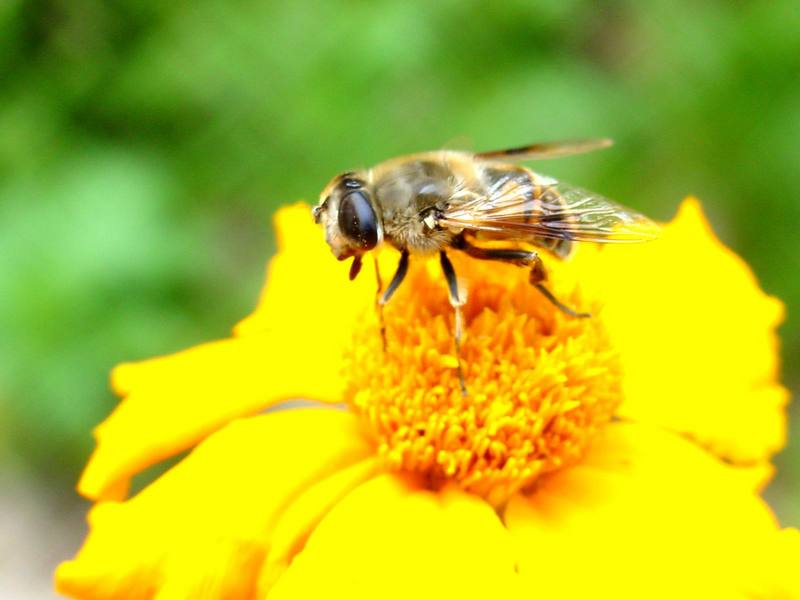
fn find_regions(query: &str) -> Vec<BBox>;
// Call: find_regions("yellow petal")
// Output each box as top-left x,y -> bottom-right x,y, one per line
57,409 -> 372,600
745,528 -> 800,599
80,202 -> 376,501
504,422 -> 799,599
235,202 -> 380,338
81,333 -> 345,501
568,197 -> 788,465
257,457 -> 383,595
266,473 -> 524,600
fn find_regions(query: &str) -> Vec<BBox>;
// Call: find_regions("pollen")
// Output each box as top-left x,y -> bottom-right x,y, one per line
343,254 -> 622,506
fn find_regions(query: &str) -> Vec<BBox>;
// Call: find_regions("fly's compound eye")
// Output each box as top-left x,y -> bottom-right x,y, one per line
338,190 -> 379,250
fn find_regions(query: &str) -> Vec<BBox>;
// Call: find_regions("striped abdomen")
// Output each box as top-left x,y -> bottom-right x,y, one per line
480,164 -> 573,259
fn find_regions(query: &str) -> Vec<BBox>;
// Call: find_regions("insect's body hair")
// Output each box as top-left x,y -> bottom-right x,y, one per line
365,151 -> 463,255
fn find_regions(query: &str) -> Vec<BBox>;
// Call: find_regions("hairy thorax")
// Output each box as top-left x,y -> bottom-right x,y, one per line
370,152 -> 474,254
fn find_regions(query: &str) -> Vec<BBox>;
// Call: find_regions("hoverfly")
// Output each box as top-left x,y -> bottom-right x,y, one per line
313,139 -> 659,392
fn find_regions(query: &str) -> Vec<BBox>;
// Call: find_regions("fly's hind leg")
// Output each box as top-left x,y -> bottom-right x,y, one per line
439,251 -> 468,396
528,255 -> 591,318
454,235 -> 590,318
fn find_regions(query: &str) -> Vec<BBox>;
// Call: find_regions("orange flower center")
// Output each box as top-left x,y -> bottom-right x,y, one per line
343,254 -> 622,505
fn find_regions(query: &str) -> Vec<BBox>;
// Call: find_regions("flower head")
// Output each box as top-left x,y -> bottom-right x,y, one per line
57,198 -> 798,599
344,253 -> 621,505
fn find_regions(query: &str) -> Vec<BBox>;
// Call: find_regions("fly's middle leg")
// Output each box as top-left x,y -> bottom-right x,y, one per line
439,250 -> 468,396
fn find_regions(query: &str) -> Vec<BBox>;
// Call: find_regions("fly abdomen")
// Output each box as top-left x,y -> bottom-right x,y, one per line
530,184 -> 573,258
481,164 -> 573,259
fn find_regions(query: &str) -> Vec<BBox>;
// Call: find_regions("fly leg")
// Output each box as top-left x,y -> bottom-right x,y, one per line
453,236 -> 590,318
439,251 -> 468,396
373,254 -> 386,350
528,256 -> 591,318
380,250 -> 409,304
378,250 -> 410,349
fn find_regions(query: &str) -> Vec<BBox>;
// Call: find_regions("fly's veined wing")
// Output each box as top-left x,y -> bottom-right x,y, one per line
440,177 -> 660,243
476,138 -> 613,161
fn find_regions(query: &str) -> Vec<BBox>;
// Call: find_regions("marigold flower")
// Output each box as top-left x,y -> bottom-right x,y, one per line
56,198 -> 798,599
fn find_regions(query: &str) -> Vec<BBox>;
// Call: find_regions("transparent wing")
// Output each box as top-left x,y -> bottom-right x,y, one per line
440,175 -> 660,244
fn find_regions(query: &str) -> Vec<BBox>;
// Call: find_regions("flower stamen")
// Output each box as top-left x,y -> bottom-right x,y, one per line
343,255 -> 623,505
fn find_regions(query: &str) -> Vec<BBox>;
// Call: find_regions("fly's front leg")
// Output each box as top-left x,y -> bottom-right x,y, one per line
439,251 -> 468,396
380,250 -> 409,305
372,254 -> 386,350
378,250 -> 410,349
454,235 -> 590,318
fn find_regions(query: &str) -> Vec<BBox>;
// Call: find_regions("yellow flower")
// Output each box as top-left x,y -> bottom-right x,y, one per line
56,198 -> 798,599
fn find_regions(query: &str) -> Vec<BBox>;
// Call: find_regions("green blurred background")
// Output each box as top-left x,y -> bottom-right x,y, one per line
1,0 -> 798,592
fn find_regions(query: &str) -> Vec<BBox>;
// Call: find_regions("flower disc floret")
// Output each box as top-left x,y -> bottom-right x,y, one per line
344,256 -> 622,505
